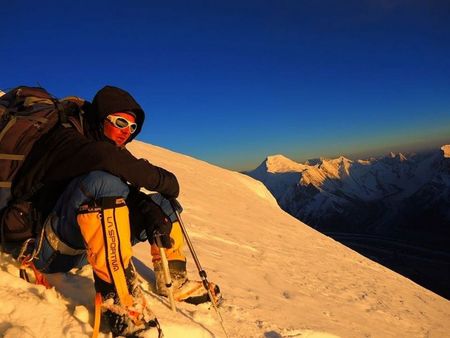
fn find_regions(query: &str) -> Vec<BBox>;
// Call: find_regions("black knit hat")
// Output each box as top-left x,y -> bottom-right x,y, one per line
91,86 -> 145,139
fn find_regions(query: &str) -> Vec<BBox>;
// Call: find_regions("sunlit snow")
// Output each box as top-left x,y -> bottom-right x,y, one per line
0,140 -> 448,338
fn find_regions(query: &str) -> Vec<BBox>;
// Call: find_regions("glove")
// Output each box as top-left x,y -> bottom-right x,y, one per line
169,198 -> 183,214
139,198 -> 173,248
150,195 -> 183,219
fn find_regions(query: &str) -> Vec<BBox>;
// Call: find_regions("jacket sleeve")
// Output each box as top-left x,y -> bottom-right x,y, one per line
45,127 -> 179,198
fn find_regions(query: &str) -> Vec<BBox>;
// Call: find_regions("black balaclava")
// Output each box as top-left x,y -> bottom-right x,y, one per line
87,86 -> 145,143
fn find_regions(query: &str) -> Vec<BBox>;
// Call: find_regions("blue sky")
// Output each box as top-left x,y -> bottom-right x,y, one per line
1,1 -> 449,171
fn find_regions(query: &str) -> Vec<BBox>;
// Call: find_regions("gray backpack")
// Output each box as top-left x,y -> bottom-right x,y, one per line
0,86 -> 82,241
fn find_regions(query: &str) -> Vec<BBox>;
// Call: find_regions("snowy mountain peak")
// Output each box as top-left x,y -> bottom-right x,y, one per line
264,154 -> 307,173
326,155 -> 352,165
313,155 -> 352,166
318,156 -> 353,178
248,144 -> 449,205
442,144 -> 450,158
246,144 -> 450,301
305,158 -> 321,166
388,152 -> 407,161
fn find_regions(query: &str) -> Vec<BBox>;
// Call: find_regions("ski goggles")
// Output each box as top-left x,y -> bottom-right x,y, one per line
106,114 -> 138,133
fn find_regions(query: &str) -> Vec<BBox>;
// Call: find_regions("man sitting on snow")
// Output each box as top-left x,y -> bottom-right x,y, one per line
9,86 -> 218,337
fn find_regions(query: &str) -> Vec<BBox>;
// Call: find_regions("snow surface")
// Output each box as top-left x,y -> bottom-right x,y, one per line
1,140 -> 449,338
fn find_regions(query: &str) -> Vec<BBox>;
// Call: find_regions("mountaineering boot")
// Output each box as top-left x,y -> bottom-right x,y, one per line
94,264 -> 161,337
77,197 -> 162,337
154,259 -> 186,296
150,217 -> 221,306
154,259 -> 222,305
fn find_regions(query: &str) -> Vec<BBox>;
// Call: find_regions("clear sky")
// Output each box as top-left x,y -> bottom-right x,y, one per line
1,0 -> 449,171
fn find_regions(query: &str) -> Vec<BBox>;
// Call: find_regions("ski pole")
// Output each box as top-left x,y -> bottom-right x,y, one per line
170,201 -> 229,338
154,231 -> 176,312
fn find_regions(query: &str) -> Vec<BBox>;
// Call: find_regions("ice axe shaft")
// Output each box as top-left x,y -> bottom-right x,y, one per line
154,232 -> 176,312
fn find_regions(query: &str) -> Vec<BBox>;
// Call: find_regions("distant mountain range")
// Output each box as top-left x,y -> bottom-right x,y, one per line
245,145 -> 450,297
246,145 -> 450,249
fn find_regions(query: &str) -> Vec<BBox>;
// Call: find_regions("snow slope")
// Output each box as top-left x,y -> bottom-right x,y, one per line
1,140 -> 449,338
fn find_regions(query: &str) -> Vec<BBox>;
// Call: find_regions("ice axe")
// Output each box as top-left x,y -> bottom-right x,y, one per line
154,231 -> 176,312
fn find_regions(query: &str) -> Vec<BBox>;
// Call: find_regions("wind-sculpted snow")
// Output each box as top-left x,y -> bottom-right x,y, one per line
0,141 -> 449,338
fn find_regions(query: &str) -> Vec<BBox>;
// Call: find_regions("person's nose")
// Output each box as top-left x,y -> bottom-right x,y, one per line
121,127 -> 131,136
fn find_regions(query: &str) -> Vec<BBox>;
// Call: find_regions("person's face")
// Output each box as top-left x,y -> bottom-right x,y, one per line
103,112 -> 137,147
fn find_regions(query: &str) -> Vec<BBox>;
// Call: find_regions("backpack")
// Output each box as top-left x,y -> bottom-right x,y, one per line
0,86 -> 84,242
